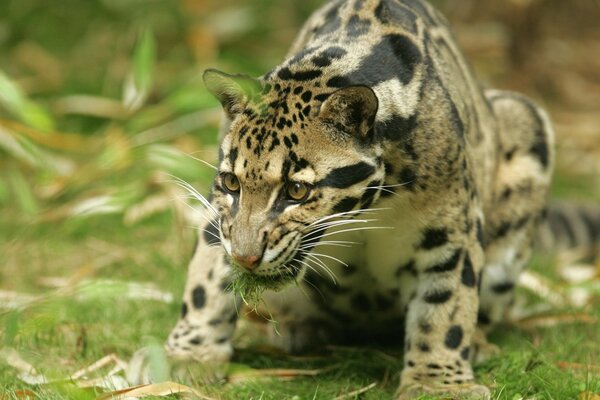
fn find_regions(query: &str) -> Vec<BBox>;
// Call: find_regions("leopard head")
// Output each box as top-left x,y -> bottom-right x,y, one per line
204,69 -> 384,289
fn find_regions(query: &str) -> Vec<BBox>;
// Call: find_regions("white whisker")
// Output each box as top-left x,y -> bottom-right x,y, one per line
305,207 -> 388,228
183,152 -> 218,170
299,240 -> 359,250
303,250 -> 348,267
305,225 -> 393,242
301,254 -> 337,285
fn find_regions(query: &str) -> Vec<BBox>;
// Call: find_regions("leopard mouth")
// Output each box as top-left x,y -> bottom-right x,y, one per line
224,232 -> 316,305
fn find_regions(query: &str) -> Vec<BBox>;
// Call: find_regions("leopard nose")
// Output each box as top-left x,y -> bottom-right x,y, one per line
231,252 -> 261,271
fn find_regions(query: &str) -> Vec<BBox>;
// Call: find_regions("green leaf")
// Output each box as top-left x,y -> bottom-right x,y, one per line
10,170 -> 39,216
123,27 -> 156,111
146,339 -> 171,383
0,70 -> 55,131
3,311 -> 19,347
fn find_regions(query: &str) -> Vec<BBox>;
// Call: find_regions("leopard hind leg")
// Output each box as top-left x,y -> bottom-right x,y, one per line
478,90 -> 554,332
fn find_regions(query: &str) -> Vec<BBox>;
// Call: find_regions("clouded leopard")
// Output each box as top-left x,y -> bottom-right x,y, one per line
163,0 -> 599,398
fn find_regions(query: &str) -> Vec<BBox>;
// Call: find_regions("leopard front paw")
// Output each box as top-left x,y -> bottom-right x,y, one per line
396,382 -> 491,400
165,318 -> 234,363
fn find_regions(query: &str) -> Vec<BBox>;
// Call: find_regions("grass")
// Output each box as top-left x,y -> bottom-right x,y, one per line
1,0 -> 600,399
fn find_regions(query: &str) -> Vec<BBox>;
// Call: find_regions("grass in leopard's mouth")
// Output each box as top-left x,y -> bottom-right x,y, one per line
226,265 -> 298,309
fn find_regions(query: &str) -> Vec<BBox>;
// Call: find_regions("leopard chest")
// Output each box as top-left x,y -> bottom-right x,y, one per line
302,199 -> 427,328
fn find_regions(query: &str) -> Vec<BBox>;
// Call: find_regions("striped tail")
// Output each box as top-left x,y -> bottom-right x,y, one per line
537,201 -> 600,258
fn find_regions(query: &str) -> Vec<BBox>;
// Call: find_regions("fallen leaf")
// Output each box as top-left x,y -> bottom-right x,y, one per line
515,313 -> 597,329
518,271 -> 566,306
97,381 -> 213,400
557,361 -> 600,373
579,392 -> 600,400
334,382 -> 378,399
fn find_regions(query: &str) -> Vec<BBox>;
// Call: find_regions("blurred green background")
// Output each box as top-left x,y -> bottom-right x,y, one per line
0,0 -> 599,398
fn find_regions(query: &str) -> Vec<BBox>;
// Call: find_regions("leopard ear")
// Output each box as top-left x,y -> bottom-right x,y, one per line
318,85 -> 378,138
203,69 -> 262,118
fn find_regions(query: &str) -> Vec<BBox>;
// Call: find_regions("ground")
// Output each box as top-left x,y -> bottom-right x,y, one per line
0,0 -> 599,399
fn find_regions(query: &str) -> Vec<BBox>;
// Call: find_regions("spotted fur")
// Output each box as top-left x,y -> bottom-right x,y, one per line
164,1 -> 599,398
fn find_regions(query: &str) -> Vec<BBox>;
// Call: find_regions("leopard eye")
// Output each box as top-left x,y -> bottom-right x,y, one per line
222,173 -> 240,193
286,181 -> 310,202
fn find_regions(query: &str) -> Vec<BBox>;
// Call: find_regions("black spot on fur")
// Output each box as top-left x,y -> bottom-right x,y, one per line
332,197 -> 359,213
189,335 -> 203,345
317,162 -> 375,188
530,130 -> 549,169
279,68 -> 322,81
192,285 -> 206,309
203,219 -> 221,246
314,1 -> 342,35
424,289 -> 452,304
301,91 -> 312,103
374,293 -> 394,311
491,281 -> 515,294
208,318 -> 222,326
398,167 -> 417,191
425,249 -> 461,273
312,46 -> 347,67
277,67 -> 292,80
351,292 -> 371,312
445,325 -> 463,349
494,221 -> 511,239
395,260 -> 417,277
314,93 -> 331,102
228,147 -> 238,166
343,264 -> 358,276
228,312 -> 238,324
420,227 -> 449,249
477,311 -> 491,325
418,342 -> 431,352
476,219 -> 485,246
461,252 -> 476,287
387,34 -> 422,82
181,302 -> 188,318
579,207 -> 600,243
361,180 -> 380,208
379,113 -> 418,141
347,15 -> 371,37
460,347 -> 470,360
375,0 -> 418,32
419,320 -> 432,333
326,76 -> 352,88
293,70 -> 323,81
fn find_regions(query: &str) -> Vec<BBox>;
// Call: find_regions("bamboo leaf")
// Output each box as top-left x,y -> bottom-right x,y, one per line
0,70 -> 55,131
123,28 -> 156,112
10,171 -> 39,216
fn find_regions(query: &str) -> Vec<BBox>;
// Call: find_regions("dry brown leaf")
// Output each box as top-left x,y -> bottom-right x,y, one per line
558,361 -> 600,373
334,382 -> 378,399
579,391 -> 600,400
97,381 -> 213,400
515,313 -> 597,329
0,389 -> 36,400
70,353 -> 127,380
0,118 -> 88,151
518,271 -> 566,306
